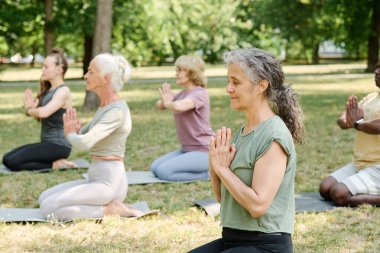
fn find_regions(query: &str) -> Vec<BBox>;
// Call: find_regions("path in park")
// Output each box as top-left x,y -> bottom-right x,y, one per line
0,62 -> 372,86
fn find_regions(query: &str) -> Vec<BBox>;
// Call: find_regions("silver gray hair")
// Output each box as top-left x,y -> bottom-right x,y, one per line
94,53 -> 132,91
224,48 -> 304,144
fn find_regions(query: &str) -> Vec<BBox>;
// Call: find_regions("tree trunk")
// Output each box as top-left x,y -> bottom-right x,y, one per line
30,41 -> 38,67
44,0 -> 54,55
366,0 -> 380,72
82,35 -> 93,76
83,0 -> 114,111
312,41 -> 320,65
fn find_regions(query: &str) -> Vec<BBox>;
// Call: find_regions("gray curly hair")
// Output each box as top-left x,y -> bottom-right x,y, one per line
224,48 -> 304,144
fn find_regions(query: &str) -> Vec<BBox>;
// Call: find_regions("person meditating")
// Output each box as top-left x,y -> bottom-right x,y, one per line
189,48 -> 304,253
38,53 -> 143,221
150,55 -> 213,181
2,47 -> 75,171
319,63 -> 380,207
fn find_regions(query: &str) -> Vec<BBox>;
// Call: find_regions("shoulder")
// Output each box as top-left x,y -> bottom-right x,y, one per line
105,101 -> 129,116
54,85 -> 71,97
361,92 -> 378,103
258,117 -> 293,143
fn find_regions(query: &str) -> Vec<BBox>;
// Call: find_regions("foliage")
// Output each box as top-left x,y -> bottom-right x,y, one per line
0,0 -> 44,56
0,1 -> 379,67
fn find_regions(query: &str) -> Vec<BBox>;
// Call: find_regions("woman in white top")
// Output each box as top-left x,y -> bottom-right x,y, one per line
38,53 -> 143,221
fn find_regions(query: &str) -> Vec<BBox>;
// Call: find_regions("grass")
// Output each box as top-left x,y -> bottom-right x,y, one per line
0,63 -> 380,252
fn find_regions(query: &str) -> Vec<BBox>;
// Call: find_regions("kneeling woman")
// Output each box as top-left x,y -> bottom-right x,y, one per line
151,55 -> 213,181
39,53 -> 143,221
189,48 -> 304,252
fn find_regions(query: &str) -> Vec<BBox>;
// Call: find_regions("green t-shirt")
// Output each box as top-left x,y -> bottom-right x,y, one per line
220,115 -> 296,234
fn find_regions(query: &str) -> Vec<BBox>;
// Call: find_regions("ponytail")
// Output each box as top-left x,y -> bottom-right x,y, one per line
274,85 -> 304,144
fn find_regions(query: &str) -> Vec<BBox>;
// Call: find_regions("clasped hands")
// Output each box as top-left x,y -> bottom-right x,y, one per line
63,107 -> 81,136
159,82 -> 174,108
23,89 -> 39,115
345,95 -> 363,128
209,127 -> 236,175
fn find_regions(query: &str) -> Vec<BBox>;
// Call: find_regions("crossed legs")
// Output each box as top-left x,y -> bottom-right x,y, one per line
319,163 -> 380,206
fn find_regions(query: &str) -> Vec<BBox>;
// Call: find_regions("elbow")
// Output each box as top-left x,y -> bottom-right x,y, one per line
33,110 -> 48,119
247,204 -> 268,218
172,104 -> 187,112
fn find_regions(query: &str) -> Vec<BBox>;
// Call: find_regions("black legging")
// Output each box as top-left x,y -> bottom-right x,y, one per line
188,227 -> 293,253
2,142 -> 71,171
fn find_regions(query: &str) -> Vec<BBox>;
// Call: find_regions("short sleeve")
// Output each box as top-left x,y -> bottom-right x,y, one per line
187,89 -> 207,109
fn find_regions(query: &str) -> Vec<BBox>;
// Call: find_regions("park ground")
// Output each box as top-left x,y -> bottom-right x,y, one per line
0,62 -> 379,253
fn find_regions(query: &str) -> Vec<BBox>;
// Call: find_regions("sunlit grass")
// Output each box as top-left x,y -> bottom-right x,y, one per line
0,63 -> 379,252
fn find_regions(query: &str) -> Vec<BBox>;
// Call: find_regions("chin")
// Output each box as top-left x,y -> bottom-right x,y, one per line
230,103 -> 239,110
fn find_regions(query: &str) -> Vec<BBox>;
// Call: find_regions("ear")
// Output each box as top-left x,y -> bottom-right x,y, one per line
257,80 -> 269,93
55,66 -> 63,76
103,73 -> 112,84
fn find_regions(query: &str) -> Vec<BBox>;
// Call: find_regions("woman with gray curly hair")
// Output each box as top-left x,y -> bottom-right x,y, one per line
189,48 -> 304,253
38,53 -> 144,221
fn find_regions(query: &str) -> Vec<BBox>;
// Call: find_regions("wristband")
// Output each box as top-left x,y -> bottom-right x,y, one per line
354,118 -> 364,129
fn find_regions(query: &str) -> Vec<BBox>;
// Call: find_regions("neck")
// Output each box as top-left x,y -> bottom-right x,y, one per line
243,99 -> 274,133
49,77 -> 64,88
183,82 -> 197,91
97,89 -> 120,107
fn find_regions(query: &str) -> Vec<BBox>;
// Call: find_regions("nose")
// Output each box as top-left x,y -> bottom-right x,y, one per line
375,67 -> 380,75
84,72 -> 88,80
226,82 -> 234,93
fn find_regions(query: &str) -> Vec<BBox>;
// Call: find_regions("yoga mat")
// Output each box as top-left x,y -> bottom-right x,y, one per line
82,170 -> 210,185
194,192 -> 337,217
0,201 -> 157,223
0,158 -> 90,174
294,191 -> 336,212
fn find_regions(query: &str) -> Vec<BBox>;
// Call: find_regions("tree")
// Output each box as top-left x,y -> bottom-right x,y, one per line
44,0 -> 54,55
0,0 -> 44,58
83,0 -> 114,111
366,0 -> 380,72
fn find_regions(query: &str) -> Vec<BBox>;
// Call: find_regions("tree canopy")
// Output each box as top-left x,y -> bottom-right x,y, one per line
0,0 -> 379,70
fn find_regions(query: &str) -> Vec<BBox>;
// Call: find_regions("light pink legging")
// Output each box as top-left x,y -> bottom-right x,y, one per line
38,160 -> 128,221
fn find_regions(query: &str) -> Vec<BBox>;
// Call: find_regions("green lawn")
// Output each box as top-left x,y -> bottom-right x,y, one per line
0,63 -> 379,252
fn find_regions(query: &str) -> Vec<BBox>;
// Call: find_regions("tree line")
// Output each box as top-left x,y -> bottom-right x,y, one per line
1,0 -> 379,71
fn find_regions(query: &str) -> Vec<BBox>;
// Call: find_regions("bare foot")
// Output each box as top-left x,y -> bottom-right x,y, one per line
52,159 -> 78,169
104,199 -> 144,217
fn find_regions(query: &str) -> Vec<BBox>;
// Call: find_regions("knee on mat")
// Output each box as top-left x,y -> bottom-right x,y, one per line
155,168 -> 173,180
319,182 -> 331,200
39,201 -> 57,218
330,183 -> 352,206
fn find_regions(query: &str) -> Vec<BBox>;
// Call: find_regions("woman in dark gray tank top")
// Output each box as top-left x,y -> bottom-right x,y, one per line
2,48 -> 74,171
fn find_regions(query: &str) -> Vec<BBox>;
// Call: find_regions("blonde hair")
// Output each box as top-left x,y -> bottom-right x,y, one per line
175,55 -> 207,87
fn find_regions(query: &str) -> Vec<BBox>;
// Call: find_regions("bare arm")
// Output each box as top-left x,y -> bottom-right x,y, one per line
25,87 -> 71,118
355,118 -> 380,134
215,141 -> 287,218
158,83 -> 195,112
162,98 -> 195,112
